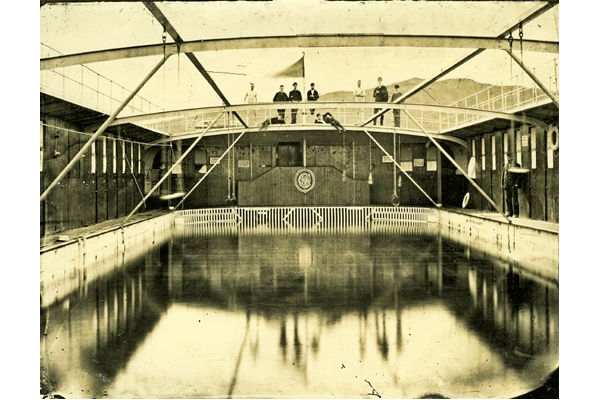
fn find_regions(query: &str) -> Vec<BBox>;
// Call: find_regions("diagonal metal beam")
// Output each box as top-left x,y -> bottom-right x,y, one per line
402,109 -> 510,222
40,55 -> 171,202
174,131 -> 246,210
143,2 -> 248,129
363,129 -> 440,208
505,50 -> 558,108
360,1 -> 558,127
122,111 -> 224,225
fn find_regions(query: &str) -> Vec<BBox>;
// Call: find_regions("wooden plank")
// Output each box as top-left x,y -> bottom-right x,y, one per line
107,137 -> 118,219
68,131 -> 82,229
530,127 -> 546,220
518,128 -> 531,218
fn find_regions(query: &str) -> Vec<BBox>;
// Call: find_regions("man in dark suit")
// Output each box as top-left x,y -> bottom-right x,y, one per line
273,85 -> 289,121
373,77 -> 388,125
307,83 -> 319,115
289,82 -> 302,124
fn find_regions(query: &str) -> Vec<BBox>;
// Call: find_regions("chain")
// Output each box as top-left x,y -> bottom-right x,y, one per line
508,32 -> 513,87
518,22 -> 524,61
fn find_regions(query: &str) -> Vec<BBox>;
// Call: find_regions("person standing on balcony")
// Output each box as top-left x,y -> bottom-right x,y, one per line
391,85 -> 403,128
307,83 -> 319,116
289,82 -> 303,124
502,154 -> 522,217
244,82 -> 258,125
373,77 -> 388,125
273,84 -> 289,121
353,79 -> 366,123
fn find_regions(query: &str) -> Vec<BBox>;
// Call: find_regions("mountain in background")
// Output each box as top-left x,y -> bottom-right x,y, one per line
319,77 -> 499,106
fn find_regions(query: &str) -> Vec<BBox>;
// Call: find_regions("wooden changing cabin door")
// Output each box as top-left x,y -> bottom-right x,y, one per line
277,143 -> 302,167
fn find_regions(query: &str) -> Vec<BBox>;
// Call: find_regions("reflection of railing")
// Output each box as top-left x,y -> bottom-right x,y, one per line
40,43 -> 165,118
175,206 -> 436,235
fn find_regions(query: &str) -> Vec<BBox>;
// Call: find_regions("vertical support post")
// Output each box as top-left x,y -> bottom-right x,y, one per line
437,146 -> 442,205
40,55 -> 172,202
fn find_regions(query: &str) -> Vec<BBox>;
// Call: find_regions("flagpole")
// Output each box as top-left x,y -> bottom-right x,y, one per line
302,52 -> 306,124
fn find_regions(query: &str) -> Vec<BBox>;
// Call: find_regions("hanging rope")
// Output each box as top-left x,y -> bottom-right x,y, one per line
519,23 -> 524,63
225,117 -> 232,205
162,26 -> 167,101
342,129 -> 346,181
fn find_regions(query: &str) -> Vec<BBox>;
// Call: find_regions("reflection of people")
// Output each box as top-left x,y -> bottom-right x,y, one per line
353,79 -> 366,123
244,82 -> 258,124
391,85 -> 403,127
372,77 -> 388,125
307,83 -> 319,115
289,82 -> 302,124
502,154 -> 521,217
323,112 -> 345,133
273,85 -> 289,121
314,113 -> 325,124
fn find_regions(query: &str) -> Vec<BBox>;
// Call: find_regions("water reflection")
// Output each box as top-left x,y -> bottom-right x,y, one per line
41,233 -> 558,399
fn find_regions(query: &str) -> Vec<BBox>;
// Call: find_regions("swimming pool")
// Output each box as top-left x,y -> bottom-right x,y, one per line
40,224 -> 558,399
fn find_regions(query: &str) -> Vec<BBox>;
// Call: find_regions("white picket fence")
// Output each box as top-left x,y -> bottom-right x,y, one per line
175,206 -> 437,235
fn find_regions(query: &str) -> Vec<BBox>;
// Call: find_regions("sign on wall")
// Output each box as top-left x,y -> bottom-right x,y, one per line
413,158 -> 425,167
238,160 -> 250,168
209,157 -> 221,165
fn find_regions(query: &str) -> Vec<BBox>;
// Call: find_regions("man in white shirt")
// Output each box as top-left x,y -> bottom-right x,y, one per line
353,79 -> 366,123
243,83 -> 258,124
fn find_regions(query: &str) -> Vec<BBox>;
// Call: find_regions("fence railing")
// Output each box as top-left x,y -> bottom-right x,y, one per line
175,206 -> 437,235
40,43 -> 165,118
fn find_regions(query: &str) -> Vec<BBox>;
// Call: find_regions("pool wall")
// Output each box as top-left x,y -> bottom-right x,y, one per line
40,213 -> 174,308
438,209 -> 558,281
40,207 -> 559,307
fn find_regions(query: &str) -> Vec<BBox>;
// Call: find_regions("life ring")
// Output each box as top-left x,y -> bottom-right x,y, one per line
462,192 -> 470,209
547,126 -> 559,151
391,194 -> 400,207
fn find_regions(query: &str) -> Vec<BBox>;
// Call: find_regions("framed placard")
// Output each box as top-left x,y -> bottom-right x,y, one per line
238,159 -> 250,168
382,155 -> 393,164
209,156 -> 221,165
414,158 -> 425,167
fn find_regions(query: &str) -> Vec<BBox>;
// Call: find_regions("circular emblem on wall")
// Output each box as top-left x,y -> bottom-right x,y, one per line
294,169 -> 316,193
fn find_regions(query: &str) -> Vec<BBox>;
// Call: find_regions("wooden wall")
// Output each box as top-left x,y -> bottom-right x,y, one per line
466,122 -> 559,223
177,140 -> 450,209
40,116 -> 145,236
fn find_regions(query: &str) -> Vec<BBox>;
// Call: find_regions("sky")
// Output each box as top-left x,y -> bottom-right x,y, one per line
40,0 -> 559,111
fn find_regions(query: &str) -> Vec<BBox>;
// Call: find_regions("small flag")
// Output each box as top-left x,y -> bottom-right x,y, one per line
272,55 -> 305,78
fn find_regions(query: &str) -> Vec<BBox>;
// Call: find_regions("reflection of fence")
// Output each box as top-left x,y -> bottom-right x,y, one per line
40,43 -> 164,118
175,206 -> 436,235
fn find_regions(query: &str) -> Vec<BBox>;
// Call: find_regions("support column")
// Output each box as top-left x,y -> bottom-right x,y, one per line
437,146 -> 442,204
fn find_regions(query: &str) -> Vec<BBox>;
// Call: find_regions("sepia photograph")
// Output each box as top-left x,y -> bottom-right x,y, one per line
37,0 -> 563,398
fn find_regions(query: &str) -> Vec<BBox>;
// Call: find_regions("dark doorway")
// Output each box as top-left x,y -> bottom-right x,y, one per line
277,143 -> 302,166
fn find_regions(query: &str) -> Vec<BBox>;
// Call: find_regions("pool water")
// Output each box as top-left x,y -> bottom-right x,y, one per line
40,232 -> 558,399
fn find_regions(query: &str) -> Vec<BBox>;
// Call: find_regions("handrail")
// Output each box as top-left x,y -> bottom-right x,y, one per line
107,101 -> 549,144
